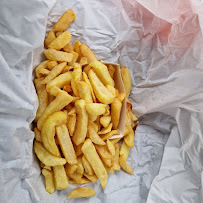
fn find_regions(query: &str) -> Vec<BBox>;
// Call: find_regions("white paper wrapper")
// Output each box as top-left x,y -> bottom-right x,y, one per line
1,0 -> 203,202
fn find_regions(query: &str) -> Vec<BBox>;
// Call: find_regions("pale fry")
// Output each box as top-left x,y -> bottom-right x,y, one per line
65,164 -> 78,175
47,61 -> 58,70
105,166 -> 114,174
107,139 -> 115,156
79,57 -> 88,65
120,141 -> 130,159
49,30 -> 71,50
61,65 -> 73,73
88,69 -> 115,104
120,66 -> 132,97
100,116 -> 111,128
111,98 -> 122,130
100,130 -> 120,141
37,68 -> 50,76
76,81 -> 93,103
98,123 -> 112,135
56,124 -> 78,164
76,157 -> 84,175
35,60 -> 49,78
72,100 -> 88,145
67,113 -> 76,136
44,49 -> 73,62
81,139 -> 107,189
83,172 -> 98,182
34,78 -> 48,121
94,116 -> 101,132
113,143 -> 120,170
82,156 -> 94,175
53,9 -> 76,31
63,42 -> 73,52
42,169 -> 55,194
68,187 -> 96,199
41,62 -> 67,84
69,51 -> 79,66
80,44 -> 97,62
34,127 -> 41,142
53,165 -> 69,190
88,124 -> 106,145
86,103 -> 107,115
44,30 -> 56,47
34,141 -> 66,166
71,68 -> 82,96
37,91 -> 73,130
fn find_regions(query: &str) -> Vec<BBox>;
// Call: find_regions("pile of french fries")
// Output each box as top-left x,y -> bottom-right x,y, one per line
33,9 -> 138,199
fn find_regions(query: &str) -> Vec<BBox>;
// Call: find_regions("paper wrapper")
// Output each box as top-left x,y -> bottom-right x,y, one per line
1,0 -> 203,202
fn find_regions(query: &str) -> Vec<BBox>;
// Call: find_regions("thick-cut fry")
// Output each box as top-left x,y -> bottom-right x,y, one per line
65,164 -> 78,175
37,68 -> 50,76
120,141 -> 130,159
109,137 -> 122,145
73,40 -> 81,57
47,61 -> 58,70
49,30 -> 71,50
106,85 -> 116,97
76,157 -> 84,175
37,91 -> 73,130
41,111 -> 67,156
34,78 -> 48,121
70,177 -> 91,185
80,44 -> 97,62
94,116 -> 101,132
80,57 -> 88,65
67,107 -> 76,115
88,69 -> 115,104
113,143 -> 120,170
34,141 -> 66,166
49,86 -> 66,97
61,65 -> 73,73
89,61 -> 114,86
76,81 -> 93,103
95,145 -> 114,168
71,68 -> 82,96
81,139 -> 107,189
124,128 -> 134,148
63,84 -> 72,93
120,66 -> 132,97
44,31 -> 56,47
67,113 -> 76,136
100,130 -> 120,141
88,114 -> 98,122
41,62 -> 67,84
63,42 -> 73,52
82,156 -> 94,175
34,127 -> 41,142
83,65 -> 91,75
98,123 -> 112,135
106,139 -> 115,156
86,103 -> 107,115
89,121 -> 99,132
42,169 -> 55,194
108,64 -> 115,79
56,31 -> 63,37
83,172 -> 98,182
44,49 -> 73,62
48,94 -> 55,104
36,60 -> 49,78
88,124 -> 106,145
72,100 -> 88,145
111,98 -> 122,130
105,166 -> 114,174
117,92 -> 125,102
56,124 -> 78,164
119,155 -> 133,175
68,187 -> 96,199
53,165 -> 69,190
66,171 -> 82,184
69,51 -> 79,66
100,116 -> 111,128
74,143 -> 83,156
53,9 -> 76,31
124,127 -> 129,136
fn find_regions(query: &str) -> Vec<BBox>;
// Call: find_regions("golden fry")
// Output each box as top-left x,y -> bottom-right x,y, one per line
63,42 -> 73,52
108,64 -> 115,79
47,61 -> 58,70
82,156 -> 94,175
88,124 -> 106,145
113,143 -> 120,170
83,172 -> 98,182
124,128 -> 134,148
44,30 -> 56,47
67,113 -> 76,136
120,66 -> 132,97
98,123 -> 112,135
117,92 -> 125,102
69,51 -> 79,66
34,127 -> 41,142
42,169 -> 55,194
106,139 -> 115,156
76,81 -> 93,103
79,57 -> 88,65
100,130 -> 120,141
68,187 -> 96,199
71,68 -> 82,96
86,103 -> 107,115
80,44 -> 97,62
111,98 -> 122,130
35,60 -> 49,78
65,164 -> 78,175
100,116 -> 111,128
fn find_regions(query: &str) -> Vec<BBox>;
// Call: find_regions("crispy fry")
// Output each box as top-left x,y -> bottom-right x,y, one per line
83,172 -> 98,182
47,61 -> 58,70
82,156 -> 94,175
108,64 -> 115,79
100,130 -> 120,141
61,65 -> 73,73
72,100 -> 88,145
120,141 -> 130,159
42,169 -> 55,194
98,123 -> 112,135
86,103 -> 107,115
69,51 -> 79,66
124,128 -> 134,148
34,78 -> 48,121
76,157 -> 84,175
34,127 -> 41,142
37,68 -> 50,76
88,69 -> 115,104
111,98 -> 122,130
113,143 -> 120,170
71,68 -> 82,96
119,154 -> 133,175
53,9 -> 76,31
81,139 -> 107,189
79,57 -> 88,65
44,31 -> 56,47
35,60 -> 49,78
76,81 -> 93,103
63,42 -> 73,52
34,141 -> 66,166
73,40 -> 82,58
44,49 -> 73,62
66,171 -> 82,185
94,116 -> 101,132
63,84 -> 72,93
124,126 -> 129,136
56,124 -> 78,164
67,113 -> 76,136
100,116 -> 111,128
55,31 -> 63,37
80,44 -> 97,62
68,187 -> 96,199
49,30 -> 71,50
106,139 -> 115,156
120,66 -> 132,97
83,65 -> 91,75
89,121 -> 99,132
88,124 -> 106,145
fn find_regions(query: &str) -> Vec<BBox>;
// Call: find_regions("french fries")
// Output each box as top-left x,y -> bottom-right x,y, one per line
33,8 -> 138,198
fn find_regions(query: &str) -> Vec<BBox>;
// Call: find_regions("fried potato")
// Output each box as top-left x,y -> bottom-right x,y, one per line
113,143 -> 120,170
108,64 -> 115,79
98,123 -> 112,135
76,157 -> 84,175
44,30 -> 56,47
65,164 -> 78,175
63,84 -> 72,93
88,124 -> 106,145
41,111 -> 67,156
49,86 -> 67,97
53,9 -> 76,31
132,113 -> 138,122
82,156 -> 94,175
47,61 -> 58,70
100,130 -> 120,141
100,116 -> 111,128
34,78 -> 48,121
63,42 -> 73,52
109,137 -> 122,145
73,40 -> 82,58
69,51 -> 79,66
105,166 -> 114,174
89,61 -> 114,86
76,81 -> 93,103
67,113 -> 76,136
88,69 -> 115,104
79,57 -> 88,65
86,103 -> 107,115
53,165 -> 69,190
83,65 -> 91,75
74,143 -> 83,156
67,107 -> 76,115
94,116 -> 101,132
42,168 -> 55,194
71,68 -> 82,96
106,139 -> 115,156
61,65 -> 73,73
95,145 -> 114,168
124,128 -> 134,148
81,139 -> 107,189
35,60 -> 49,78
117,92 -> 125,102
120,66 -> 132,97
37,91 -> 73,130
103,106 -> 110,116
68,187 -> 96,199
119,154 -> 133,175
55,31 -> 63,37
72,100 -> 88,145
120,140 -> 130,159
111,98 -> 122,130
80,44 -> 97,62
82,72 -> 97,103
56,124 -> 78,165
37,68 -> 50,76
89,121 -> 99,132
106,85 -> 116,97
70,177 -> 91,185
34,127 -> 41,142
48,94 -> 55,104
88,114 -> 98,122
124,126 -> 129,136
83,172 -> 98,182
49,30 -> 71,50
44,49 -> 73,62
34,141 -> 66,166
66,171 -> 82,185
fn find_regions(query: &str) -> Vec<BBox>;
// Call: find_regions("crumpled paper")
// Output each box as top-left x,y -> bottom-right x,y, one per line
0,0 -> 203,202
